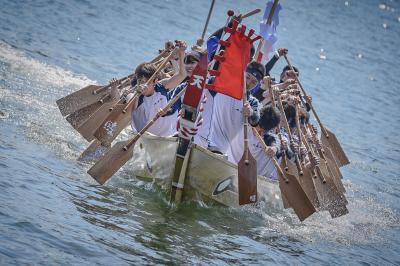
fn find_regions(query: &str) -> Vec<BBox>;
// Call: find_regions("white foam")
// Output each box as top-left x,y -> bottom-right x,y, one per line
0,41 -> 96,89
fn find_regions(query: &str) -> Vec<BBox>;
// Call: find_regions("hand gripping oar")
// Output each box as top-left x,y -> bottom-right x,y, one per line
300,123 -> 348,217
254,0 -> 279,61
87,84 -> 188,185
238,74 -> 257,205
251,127 -> 315,221
275,91 -> 304,176
93,47 -> 179,145
283,55 -> 350,167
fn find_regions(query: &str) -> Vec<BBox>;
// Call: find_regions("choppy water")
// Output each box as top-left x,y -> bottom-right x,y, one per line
1,0 -> 399,265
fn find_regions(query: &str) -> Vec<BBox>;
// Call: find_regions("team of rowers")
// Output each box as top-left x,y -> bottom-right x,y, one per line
106,29 -> 319,181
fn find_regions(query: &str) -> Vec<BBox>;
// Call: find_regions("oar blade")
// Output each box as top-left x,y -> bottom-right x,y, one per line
300,166 -> 320,209
78,139 -> 109,163
238,149 -> 257,205
312,169 -> 348,218
65,100 -> 103,129
76,99 -> 118,142
279,163 -> 316,221
321,127 -> 350,167
56,85 -> 104,116
87,140 -> 133,184
319,160 -> 348,205
93,103 -> 132,145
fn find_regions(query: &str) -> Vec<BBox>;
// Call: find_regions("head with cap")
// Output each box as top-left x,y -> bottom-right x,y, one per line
184,50 -> 201,77
280,65 -> 299,83
246,61 -> 265,90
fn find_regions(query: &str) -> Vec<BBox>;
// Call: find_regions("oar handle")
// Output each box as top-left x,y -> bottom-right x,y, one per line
200,0 -> 216,41
241,8 -> 261,19
251,127 -> 288,183
122,91 -> 140,114
283,54 -> 329,138
294,102 -> 305,165
276,92 -> 303,176
243,73 -> 249,164
268,81 -> 290,171
93,73 -> 135,95
124,84 -> 188,150
299,124 -> 326,183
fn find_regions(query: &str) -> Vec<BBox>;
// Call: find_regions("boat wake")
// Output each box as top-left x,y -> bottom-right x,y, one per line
0,41 -> 96,163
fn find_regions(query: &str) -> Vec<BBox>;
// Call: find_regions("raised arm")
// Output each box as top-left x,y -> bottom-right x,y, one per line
160,40 -> 187,90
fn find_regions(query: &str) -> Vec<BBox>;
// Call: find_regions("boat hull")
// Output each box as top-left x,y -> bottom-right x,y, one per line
129,134 -> 283,208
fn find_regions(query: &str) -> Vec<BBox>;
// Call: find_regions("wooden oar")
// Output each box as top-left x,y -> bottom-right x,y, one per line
170,139 -> 191,203
300,124 -> 348,217
268,94 -> 318,221
307,124 -> 345,194
293,103 -> 320,209
241,8 -> 261,19
254,99 -> 316,219
87,84 -> 188,184
65,81 -> 131,130
56,75 -> 133,117
93,48 -> 178,145
283,55 -> 350,167
238,74 -> 257,205
266,78 -> 291,209
254,0 -> 279,60
77,139 -> 109,163
198,0 -> 216,46
275,91 -> 304,176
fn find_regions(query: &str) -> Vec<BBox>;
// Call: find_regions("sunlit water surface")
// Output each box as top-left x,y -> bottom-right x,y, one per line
0,0 -> 399,265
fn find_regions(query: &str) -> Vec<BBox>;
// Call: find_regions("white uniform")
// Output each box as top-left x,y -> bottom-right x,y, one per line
208,92 -> 260,155
193,89 -> 214,147
229,128 -> 279,180
208,93 -> 245,154
131,83 -> 177,137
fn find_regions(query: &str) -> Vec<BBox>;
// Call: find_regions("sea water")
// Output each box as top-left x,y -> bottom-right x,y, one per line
0,0 -> 399,265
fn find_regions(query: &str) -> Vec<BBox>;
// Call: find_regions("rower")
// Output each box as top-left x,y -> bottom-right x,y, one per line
207,61 -> 265,155
229,104 -> 282,180
130,40 -> 187,137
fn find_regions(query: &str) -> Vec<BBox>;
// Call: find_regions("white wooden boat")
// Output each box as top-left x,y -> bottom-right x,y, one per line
127,133 -> 283,208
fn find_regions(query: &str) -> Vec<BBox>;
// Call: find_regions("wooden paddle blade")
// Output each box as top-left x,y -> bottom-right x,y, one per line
238,149 -> 257,205
278,169 -> 316,221
312,166 -> 348,216
87,140 -> 134,184
324,144 -> 345,185
329,203 -> 349,218
93,103 -> 132,145
77,139 -> 109,163
65,100 -> 104,129
321,127 -> 350,167
300,166 -> 320,209
56,85 -> 104,116
76,99 -> 118,142
318,159 -> 348,205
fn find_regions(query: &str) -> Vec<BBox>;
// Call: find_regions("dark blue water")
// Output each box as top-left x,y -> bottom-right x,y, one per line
1,0 -> 399,265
